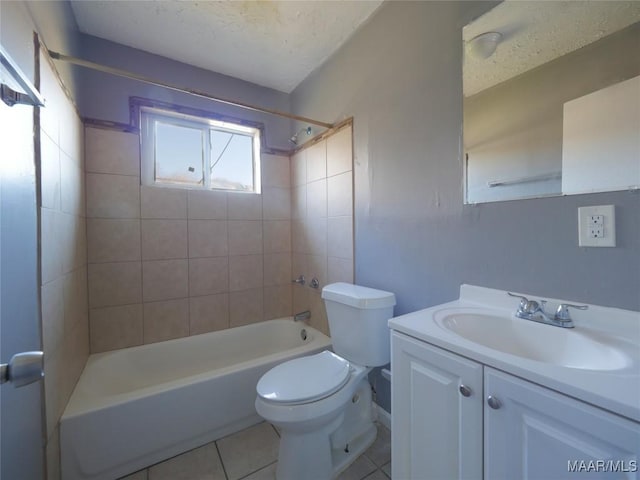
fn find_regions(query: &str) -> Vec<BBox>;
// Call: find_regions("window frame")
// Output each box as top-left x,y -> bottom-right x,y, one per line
140,106 -> 261,193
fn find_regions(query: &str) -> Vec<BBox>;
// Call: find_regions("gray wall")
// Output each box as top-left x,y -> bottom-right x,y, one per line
291,2 -> 640,411
77,34 -> 293,150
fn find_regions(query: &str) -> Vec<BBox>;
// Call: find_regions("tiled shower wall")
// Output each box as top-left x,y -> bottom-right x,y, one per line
85,126 -> 293,352
291,124 -> 354,335
38,52 -> 89,480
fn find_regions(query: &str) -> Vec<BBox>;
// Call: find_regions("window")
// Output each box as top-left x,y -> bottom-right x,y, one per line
141,107 -> 261,193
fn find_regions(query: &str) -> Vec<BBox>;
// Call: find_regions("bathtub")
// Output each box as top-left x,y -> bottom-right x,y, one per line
60,318 -> 331,480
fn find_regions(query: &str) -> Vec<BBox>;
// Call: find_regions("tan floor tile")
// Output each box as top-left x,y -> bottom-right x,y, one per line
217,423 -> 279,480
337,454 -> 377,480
148,443 -> 225,480
364,424 -> 391,467
239,462 -> 277,480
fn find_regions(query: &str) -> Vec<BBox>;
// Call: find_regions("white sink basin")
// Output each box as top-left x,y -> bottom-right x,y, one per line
435,310 -> 633,371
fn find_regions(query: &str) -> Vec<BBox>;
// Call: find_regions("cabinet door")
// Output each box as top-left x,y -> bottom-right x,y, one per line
485,368 -> 640,480
391,332 -> 483,480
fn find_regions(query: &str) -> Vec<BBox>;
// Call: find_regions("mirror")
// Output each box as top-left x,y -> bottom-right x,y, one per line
463,2 -> 640,204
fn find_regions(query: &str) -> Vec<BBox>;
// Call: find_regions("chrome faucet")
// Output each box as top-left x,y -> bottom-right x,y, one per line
294,310 -> 311,322
507,293 -> 587,328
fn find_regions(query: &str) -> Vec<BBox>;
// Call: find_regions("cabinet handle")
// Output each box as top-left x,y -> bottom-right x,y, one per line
459,384 -> 472,397
487,395 -> 501,410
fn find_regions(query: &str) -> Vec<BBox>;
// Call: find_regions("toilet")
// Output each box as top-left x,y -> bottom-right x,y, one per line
255,282 -> 396,480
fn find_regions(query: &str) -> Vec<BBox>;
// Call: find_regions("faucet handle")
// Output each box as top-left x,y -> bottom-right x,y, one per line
555,303 -> 588,321
507,292 -> 529,308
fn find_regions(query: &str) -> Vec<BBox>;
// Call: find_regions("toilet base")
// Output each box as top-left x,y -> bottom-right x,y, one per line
273,378 -> 376,480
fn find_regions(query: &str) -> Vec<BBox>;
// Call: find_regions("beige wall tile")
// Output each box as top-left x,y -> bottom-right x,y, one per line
229,288 -> 264,327
88,261 -> 142,308
263,220 -> 291,254
328,256 -> 354,285
187,189 -> 227,219
306,217 -> 328,257
41,208 -> 63,285
306,141 -> 327,183
63,267 -> 88,333
261,154 -> 290,188
40,130 -> 61,210
39,57 -> 60,144
87,218 -> 141,263
264,285 -> 292,320
292,283 -> 310,315
292,185 -> 306,220
326,126 -> 353,177
307,254 -> 328,291
262,187 -> 291,220
306,179 -> 327,218
142,259 -> 189,302
59,100 -> 83,164
189,294 -> 229,335
85,127 -> 140,176
41,278 -> 64,356
263,253 -> 292,286
308,291 -> 329,336
229,255 -> 263,291
90,304 -> 143,353
228,192 -> 262,220
228,220 -> 263,255
327,171 -> 353,217
188,257 -> 229,296
188,220 -> 228,258
291,254 -> 307,281
141,219 -> 188,260
140,186 -> 187,219
59,214 -> 86,274
143,298 -> 189,344
291,220 -> 307,254
291,149 -> 306,187
61,151 -> 84,216
328,216 -> 354,259
86,173 -> 140,218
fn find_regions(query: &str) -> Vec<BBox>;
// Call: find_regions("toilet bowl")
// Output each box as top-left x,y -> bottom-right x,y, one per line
255,283 -> 396,480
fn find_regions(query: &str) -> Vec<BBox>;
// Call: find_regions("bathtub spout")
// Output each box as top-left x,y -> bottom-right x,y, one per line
294,310 -> 311,322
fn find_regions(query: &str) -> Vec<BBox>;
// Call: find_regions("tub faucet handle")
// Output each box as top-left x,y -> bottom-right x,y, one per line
292,275 -> 305,286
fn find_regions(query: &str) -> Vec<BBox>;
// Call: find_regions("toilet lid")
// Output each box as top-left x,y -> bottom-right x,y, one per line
257,351 -> 351,405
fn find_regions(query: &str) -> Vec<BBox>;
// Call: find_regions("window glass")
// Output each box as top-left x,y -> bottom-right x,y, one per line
141,107 -> 261,193
210,130 -> 255,191
155,121 -> 204,185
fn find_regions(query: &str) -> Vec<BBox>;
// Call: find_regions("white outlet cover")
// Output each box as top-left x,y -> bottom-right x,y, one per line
578,205 -> 616,247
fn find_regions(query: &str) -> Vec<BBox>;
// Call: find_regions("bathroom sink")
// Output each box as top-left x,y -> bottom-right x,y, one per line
434,310 -> 633,371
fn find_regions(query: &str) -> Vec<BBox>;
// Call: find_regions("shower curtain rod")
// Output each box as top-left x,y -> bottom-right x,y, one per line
47,50 -> 334,129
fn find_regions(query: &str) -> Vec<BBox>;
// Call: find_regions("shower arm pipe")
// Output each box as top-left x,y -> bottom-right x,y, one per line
47,50 -> 334,130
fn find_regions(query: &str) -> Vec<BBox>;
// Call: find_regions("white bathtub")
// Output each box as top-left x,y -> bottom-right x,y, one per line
60,318 -> 331,480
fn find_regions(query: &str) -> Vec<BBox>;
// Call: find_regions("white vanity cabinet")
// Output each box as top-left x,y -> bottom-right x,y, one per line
391,331 -> 483,480
485,368 -> 639,480
391,331 -> 640,480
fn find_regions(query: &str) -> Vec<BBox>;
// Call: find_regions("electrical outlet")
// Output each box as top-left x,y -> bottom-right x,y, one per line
578,205 -> 616,247
588,215 -> 604,238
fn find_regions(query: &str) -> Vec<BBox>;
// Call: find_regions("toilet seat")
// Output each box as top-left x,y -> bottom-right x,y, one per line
257,351 -> 351,405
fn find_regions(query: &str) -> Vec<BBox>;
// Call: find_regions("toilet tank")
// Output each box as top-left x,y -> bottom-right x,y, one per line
321,283 -> 396,367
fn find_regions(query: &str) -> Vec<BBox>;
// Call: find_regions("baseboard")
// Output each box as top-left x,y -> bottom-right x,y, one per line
373,402 -> 391,431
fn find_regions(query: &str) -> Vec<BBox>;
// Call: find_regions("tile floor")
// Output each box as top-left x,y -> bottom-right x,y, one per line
120,421 -> 391,480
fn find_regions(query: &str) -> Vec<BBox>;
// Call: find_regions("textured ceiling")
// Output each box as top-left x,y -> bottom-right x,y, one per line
463,1 -> 640,97
70,0 -> 384,94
